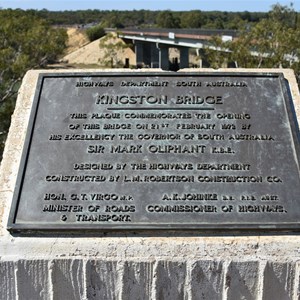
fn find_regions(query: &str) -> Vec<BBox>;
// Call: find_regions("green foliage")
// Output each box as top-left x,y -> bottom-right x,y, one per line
0,10 -> 67,103
32,9 -> 268,30
229,4 -> 300,72
156,11 -> 180,28
228,33 -> 259,68
268,3 -> 298,28
98,33 -> 131,67
0,96 -> 15,161
85,24 -> 105,41
180,10 -> 206,28
203,36 -> 232,68
99,12 -> 125,28
0,10 -> 67,161
203,4 -> 300,82
225,16 -> 246,30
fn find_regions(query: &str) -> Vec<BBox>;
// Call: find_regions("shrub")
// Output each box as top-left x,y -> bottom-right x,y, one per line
86,25 -> 105,41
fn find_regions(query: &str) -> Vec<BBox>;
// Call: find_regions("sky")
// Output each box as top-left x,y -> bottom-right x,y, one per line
0,0 -> 300,12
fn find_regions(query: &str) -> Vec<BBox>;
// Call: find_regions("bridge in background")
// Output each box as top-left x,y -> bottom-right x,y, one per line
116,28 -> 239,70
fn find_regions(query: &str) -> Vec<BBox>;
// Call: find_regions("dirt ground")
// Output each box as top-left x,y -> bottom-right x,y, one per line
62,29 -> 136,67
65,28 -> 90,54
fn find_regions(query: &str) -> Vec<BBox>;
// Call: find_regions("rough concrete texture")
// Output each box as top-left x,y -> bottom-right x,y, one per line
0,261 -> 16,300
0,259 -> 299,299
51,259 -> 85,300
0,69 -> 300,299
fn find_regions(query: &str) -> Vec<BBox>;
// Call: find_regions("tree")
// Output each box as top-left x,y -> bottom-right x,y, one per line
203,4 -> 300,82
156,11 -> 180,28
229,4 -> 300,72
180,10 -> 206,28
226,15 -> 246,30
100,12 -> 125,28
229,33 -> 259,68
85,24 -> 105,42
0,10 -> 67,161
98,33 -> 131,68
203,36 -> 231,69
0,10 -> 67,104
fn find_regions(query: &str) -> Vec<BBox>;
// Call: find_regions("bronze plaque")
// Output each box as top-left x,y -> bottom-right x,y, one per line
7,72 -> 300,233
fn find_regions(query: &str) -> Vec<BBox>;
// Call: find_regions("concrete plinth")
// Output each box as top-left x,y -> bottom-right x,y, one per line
0,68 -> 300,299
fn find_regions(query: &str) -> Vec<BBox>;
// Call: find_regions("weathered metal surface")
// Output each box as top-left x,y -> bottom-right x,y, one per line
7,72 -> 300,232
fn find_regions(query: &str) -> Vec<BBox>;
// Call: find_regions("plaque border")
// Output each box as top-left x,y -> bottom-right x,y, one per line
7,72 -> 300,233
